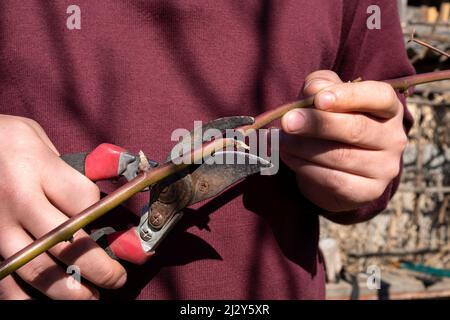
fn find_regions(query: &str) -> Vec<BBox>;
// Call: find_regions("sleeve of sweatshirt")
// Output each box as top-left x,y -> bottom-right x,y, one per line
318,0 -> 415,225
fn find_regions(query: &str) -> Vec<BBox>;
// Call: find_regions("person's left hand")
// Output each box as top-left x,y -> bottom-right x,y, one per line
280,70 -> 408,213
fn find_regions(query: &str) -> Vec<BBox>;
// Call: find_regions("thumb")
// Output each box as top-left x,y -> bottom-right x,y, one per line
303,70 -> 343,97
281,70 -> 343,134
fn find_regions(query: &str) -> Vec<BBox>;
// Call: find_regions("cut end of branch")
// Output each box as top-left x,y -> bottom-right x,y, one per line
138,150 -> 151,172
408,29 -> 416,43
408,30 -> 450,59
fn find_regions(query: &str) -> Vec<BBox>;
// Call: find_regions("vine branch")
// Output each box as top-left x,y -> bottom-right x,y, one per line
2,66 -> 450,280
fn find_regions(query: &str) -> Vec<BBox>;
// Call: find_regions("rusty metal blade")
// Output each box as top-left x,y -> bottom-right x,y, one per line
188,151 -> 272,205
167,116 -> 254,161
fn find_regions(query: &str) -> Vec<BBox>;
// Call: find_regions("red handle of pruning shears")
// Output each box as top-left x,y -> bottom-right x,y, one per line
61,143 -> 154,265
105,228 -> 154,265
61,143 -> 131,181
84,143 -> 126,181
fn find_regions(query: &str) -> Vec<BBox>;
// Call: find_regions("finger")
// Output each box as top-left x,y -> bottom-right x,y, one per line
20,193 -> 127,289
41,155 -> 101,216
304,70 -> 343,96
39,156 -> 128,289
314,81 -> 401,119
281,154 -> 385,212
0,227 -> 99,299
280,136 -> 394,179
3,116 -> 59,155
0,275 -> 31,300
23,118 -> 60,155
281,108 -> 389,149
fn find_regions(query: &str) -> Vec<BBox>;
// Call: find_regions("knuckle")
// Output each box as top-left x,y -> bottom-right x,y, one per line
2,118 -> 34,138
74,176 -> 100,202
305,70 -> 340,91
386,86 -> 399,105
0,122 -> 43,156
95,264 -> 122,288
369,81 -> 399,110
396,132 -> 408,151
349,115 -> 366,144
378,81 -> 398,102
84,181 -> 100,199
390,163 -> 401,179
346,84 -> 358,103
0,181 -> 17,203
20,117 -> 41,130
0,181 -> 35,212
333,145 -> 352,165
385,161 -> 401,180
23,259 -> 49,284
332,84 -> 356,108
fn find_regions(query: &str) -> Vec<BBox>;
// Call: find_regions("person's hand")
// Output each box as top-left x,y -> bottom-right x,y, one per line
280,70 -> 407,212
0,115 -> 126,299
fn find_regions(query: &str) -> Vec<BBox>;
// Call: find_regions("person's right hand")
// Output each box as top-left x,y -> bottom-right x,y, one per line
0,115 -> 127,299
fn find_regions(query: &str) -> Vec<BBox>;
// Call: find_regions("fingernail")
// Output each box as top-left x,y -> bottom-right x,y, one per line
316,91 -> 336,109
116,272 -> 127,288
285,110 -> 305,132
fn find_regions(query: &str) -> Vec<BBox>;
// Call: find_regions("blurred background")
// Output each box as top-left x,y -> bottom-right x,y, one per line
323,0 -> 450,300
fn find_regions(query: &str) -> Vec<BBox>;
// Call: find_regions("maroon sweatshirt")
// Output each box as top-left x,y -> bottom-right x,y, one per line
0,0 -> 413,299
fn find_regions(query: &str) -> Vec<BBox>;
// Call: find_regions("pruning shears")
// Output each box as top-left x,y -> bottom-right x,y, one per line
61,116 -> 272,265
3,69 -> 450,280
